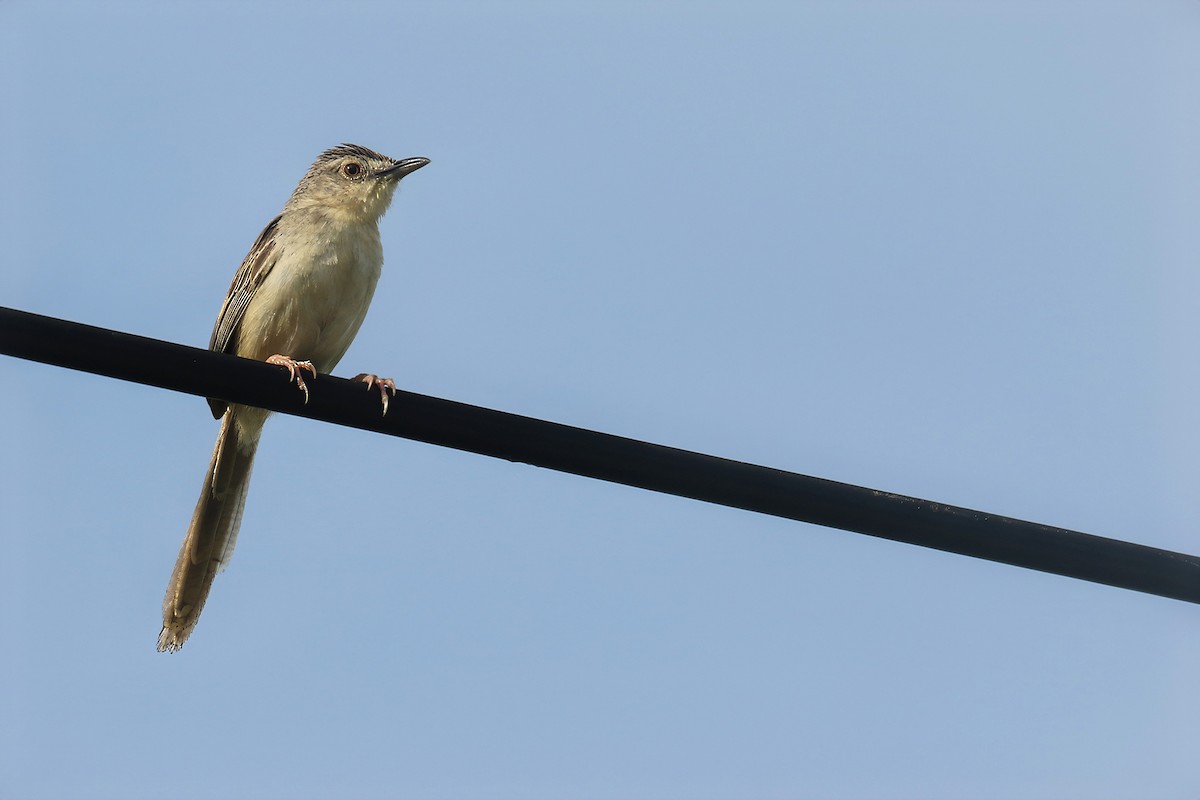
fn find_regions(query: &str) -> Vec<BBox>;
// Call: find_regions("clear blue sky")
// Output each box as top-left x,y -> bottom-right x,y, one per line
3,1 -> 1199,797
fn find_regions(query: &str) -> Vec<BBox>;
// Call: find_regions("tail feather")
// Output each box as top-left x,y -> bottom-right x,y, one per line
158,410 -> 259,652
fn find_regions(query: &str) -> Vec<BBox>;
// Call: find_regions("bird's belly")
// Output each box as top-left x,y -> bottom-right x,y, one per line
237,237 -> 382,373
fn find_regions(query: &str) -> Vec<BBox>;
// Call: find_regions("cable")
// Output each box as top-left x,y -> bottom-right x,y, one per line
3,304 -> 1198,604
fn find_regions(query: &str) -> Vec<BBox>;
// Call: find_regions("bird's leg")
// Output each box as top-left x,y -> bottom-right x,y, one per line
353,373 -> 396,416
266,354 -> 317,403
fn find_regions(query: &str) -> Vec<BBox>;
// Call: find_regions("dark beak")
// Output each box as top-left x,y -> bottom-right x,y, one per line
379,156 -> 430,179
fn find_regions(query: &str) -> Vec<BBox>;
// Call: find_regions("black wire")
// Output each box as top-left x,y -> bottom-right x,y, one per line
3,304 -> 1198,605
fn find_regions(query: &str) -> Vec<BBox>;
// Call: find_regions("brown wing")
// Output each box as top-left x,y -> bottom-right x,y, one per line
206,215 -> 282,418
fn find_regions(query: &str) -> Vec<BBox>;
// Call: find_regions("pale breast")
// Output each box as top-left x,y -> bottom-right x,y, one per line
236,219 -> 384,373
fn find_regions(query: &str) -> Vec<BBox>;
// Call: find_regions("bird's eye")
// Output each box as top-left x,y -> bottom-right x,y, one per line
341,162 -> 363,178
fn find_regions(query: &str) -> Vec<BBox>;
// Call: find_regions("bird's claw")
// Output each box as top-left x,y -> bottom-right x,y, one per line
266,354 -> 317,403
353,373 -> 396,416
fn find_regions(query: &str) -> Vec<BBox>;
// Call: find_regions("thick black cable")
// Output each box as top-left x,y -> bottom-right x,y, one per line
3,304 -> 1198,604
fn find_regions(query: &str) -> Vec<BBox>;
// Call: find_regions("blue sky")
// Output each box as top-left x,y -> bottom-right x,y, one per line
2,1 -> 1199,797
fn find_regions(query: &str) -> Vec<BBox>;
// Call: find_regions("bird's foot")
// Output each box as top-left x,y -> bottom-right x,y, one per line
353,373 -> 396,416
266,354 -> 317,403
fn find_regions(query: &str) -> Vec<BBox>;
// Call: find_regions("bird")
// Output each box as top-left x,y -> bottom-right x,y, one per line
157,143 -> 429,652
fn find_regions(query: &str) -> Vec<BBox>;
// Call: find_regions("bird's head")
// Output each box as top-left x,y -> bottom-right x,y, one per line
287,143 -> 429,222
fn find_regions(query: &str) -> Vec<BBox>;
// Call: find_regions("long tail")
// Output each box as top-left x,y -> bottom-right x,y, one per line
158,410 -> 261,652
